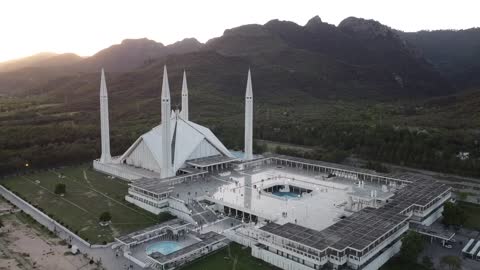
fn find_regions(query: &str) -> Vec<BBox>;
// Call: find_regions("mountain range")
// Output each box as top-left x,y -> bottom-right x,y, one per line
1,15 -> 480,176
399,28 -> 480,90
1,16 -> 479,100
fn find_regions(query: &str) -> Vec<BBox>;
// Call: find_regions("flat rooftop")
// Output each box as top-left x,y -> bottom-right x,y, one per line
131,170 -> 208,195
116,219 -> 187,245
260,179 -> 451,252
186,155 -> 239,167
268,154 -> 428,184
267,154 -> 379,176
261,207 -> 408,252
127,154 -> 451,256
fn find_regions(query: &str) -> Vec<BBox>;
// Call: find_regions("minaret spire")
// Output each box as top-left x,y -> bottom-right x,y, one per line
99,68 -> 112,163
181,70 -> 189,121
161,65 -> 173,178
244,69 -> 253,160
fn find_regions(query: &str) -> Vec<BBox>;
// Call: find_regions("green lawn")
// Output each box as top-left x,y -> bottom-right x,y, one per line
256,139 -> 316,154
459,201 -> 480,230
1,164 -> 172,244
180,243 -> 279,270
380,257 -> 428,270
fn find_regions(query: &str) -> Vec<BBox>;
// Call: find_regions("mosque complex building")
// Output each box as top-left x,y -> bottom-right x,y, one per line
93,66 -> 453,270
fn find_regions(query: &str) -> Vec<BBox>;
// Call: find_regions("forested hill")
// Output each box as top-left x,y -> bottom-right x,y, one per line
0,16 -> 479,178
399,28 -> 480,90
0,16 -> 455,99
201,16 -> 453,98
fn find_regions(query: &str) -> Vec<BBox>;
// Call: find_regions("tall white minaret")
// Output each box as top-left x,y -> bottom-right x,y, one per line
180,70 -> 189,121
244,69 -> 253,160
99,68 -> 111,163
161,66 -> 173,178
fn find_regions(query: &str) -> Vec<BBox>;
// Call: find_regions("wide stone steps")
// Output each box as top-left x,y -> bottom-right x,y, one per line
186,200 -> 219,226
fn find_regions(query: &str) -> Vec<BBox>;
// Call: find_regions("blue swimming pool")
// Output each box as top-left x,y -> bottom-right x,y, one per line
146,241 -> 182,255
272,191 -> 300,198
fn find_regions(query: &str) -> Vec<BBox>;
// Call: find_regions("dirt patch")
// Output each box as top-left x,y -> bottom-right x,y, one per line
0,214 -> 99,270
0,258 -> 21,270
84,191 -> 99,199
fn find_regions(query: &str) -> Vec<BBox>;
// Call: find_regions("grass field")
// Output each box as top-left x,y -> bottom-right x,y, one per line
256,139 -> 316,154
379,257 -> 428,270
180,243 -> 279,270
1,164 -> 172,244
459,201 -> 480,230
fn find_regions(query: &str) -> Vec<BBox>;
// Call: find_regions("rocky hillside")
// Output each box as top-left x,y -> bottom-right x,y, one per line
203,16 -> 453,98
0,52 -> 83,72
399,28 -> 480,89
77,38 -> 203,72
0,16 -> 456,99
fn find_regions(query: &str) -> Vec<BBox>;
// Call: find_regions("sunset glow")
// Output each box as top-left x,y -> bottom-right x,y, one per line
1,0 -> 478,62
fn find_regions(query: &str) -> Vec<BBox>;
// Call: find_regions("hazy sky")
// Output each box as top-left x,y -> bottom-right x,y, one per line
1,0 -> 478,62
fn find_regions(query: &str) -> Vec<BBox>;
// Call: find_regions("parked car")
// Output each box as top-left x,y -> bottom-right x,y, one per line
444,244 -> 453,249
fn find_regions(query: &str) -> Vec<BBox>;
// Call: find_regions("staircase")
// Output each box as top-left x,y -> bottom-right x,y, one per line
186,200 -> 218,226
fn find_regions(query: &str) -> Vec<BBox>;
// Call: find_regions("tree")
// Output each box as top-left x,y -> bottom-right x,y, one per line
54,183 -> 66,195
442,202 -> 467,227
99,211 -> 111,223
400,231 -> 424,262
364,161 -> 390,173
457,192 -> 468,201
422,255 -> 434,270
440,255 -> 461,270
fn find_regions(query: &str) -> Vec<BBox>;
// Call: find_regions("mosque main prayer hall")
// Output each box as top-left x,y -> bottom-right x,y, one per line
93,66 -> 452,270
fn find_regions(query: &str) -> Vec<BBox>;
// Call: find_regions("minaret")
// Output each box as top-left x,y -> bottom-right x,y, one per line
99,68 -> 111,163
180,70 -> 189,121
161,66 -> 173,178
244,69 -> 253,160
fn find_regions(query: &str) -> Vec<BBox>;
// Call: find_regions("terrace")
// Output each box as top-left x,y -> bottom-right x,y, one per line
258,176 -> 451,263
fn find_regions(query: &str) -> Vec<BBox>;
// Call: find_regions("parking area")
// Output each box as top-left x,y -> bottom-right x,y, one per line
420,225 -> 480,270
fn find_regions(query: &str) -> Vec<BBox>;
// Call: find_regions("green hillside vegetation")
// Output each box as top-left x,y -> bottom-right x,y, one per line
1,85 -> 479,177
400,28 -> 480,89
0,16 -> 479,178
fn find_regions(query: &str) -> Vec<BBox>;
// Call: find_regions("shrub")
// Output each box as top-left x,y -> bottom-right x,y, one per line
400,231 -> 424,262
99,212 -> 111,222
54,183 -> 66,195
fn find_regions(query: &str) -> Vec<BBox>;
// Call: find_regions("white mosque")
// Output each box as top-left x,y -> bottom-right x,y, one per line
93,67 -> 452,270
93,66 -> 253,180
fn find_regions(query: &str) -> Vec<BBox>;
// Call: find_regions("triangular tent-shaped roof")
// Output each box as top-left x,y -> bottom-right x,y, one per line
119,114 -> 234,174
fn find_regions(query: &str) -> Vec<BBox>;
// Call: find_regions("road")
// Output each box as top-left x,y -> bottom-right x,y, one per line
421,226 -> 480,270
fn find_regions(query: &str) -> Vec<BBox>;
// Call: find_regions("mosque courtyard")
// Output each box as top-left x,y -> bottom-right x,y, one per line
171,164 -> 394,231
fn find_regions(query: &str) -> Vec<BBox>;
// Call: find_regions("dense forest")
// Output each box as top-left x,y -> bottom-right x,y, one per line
1,92 -> 479,178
